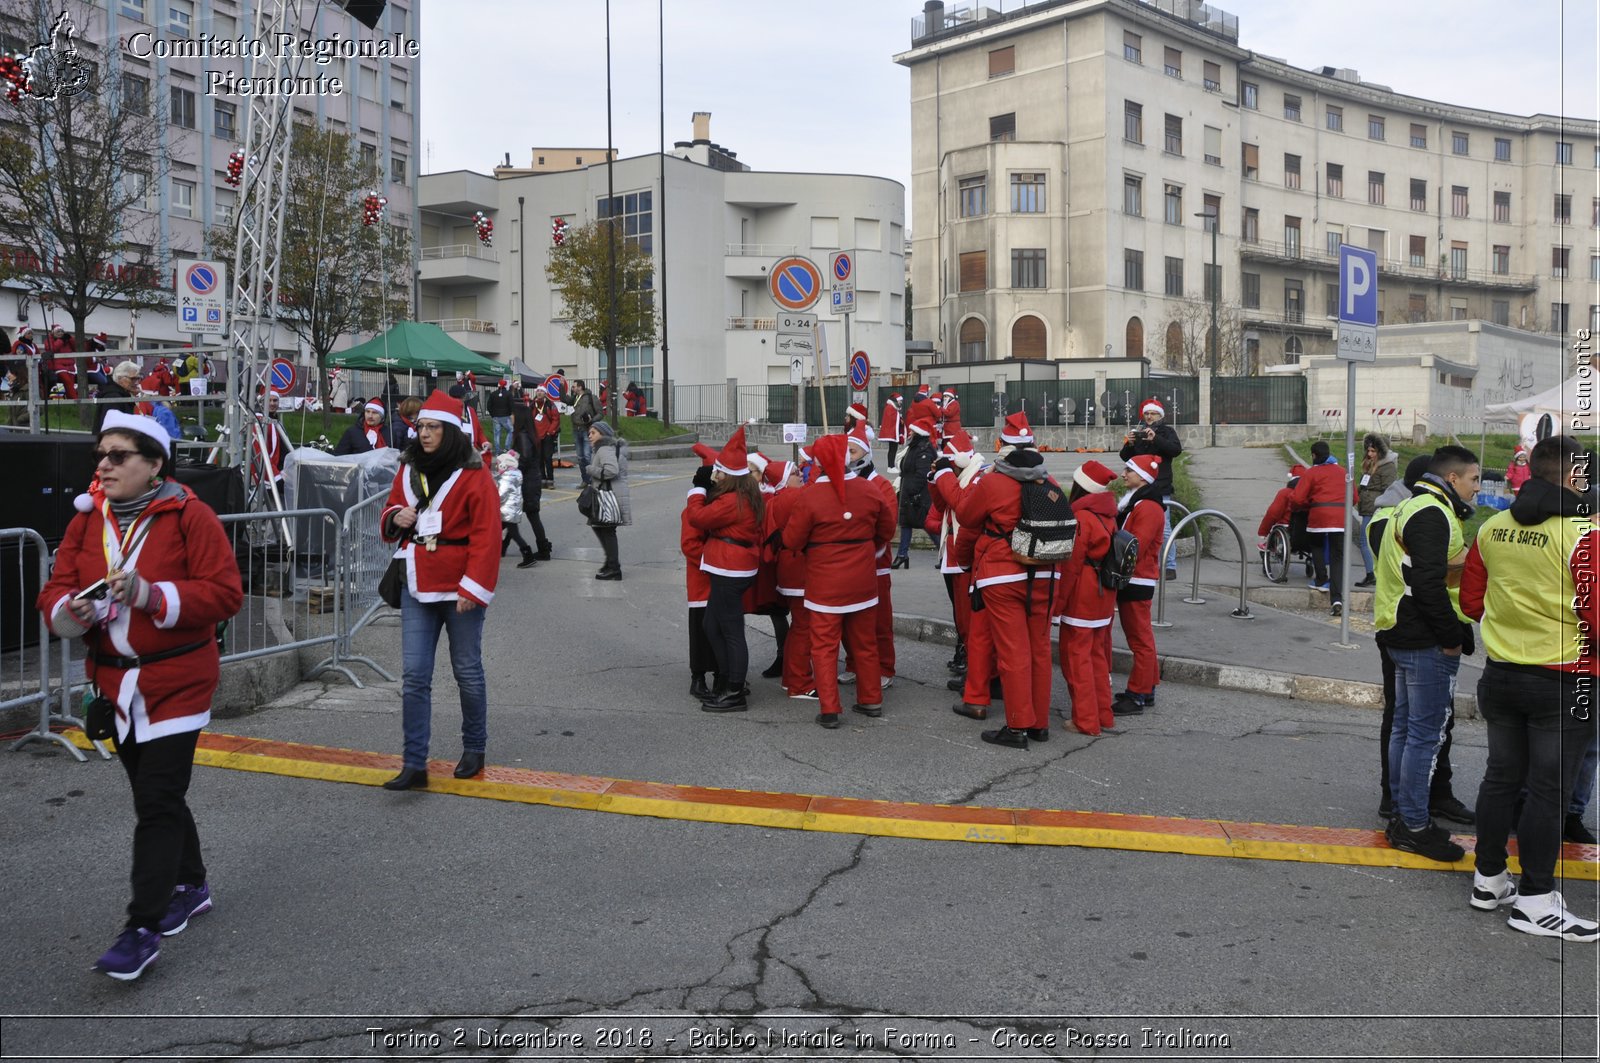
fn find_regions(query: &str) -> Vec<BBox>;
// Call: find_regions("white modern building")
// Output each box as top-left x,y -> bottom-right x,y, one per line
0,0 -> 420,360
895,0 -> 1599,370
417,114 -> 907,404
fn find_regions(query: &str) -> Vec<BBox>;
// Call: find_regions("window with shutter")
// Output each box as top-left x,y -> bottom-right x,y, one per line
988,46 -> 1014,78
1012,316 -> 1046,359
959,251 -> 988,292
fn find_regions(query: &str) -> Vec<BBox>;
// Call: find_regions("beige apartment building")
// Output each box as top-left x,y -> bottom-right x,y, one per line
895,0 -> 1599,371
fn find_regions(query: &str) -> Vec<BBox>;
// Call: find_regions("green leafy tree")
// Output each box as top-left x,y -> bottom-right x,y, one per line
211,124 -> 412,430
0,0 -> 168,391
544,219 -> 657,418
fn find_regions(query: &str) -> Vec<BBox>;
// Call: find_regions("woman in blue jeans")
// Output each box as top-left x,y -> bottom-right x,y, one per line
377,391 -> 502,790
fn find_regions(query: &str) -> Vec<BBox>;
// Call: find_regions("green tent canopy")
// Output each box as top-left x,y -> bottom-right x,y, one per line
328,321 -> 506,375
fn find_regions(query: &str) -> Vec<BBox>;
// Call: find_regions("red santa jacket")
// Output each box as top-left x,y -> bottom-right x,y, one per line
1290,461 -> 1348,534
1116,484 -> 1166,602
908,397 -> 938,430
1057,491 -> 1118,626
680,486 -> 711,607
40,482 -> 243,742
252,415 -> 293,483
764,485 -> 807,597
687,489 -> 763,578
863,469 -> 897,575
531,394 -> 561,441
879,400 -> 904,445
957,460 -> 1065,590
782,474 -> 894,613
44,331 -> 75,375
380,460 -> 502,607
927,464 -> 975,574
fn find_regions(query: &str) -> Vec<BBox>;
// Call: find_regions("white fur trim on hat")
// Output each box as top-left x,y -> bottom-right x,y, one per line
1073,466 -> 1106,493
99,409 -> 171,456
364,398 -> 385,414
1126,457 -> 1157,484
1141,400 -> 1165,417
714,461 -> 750,477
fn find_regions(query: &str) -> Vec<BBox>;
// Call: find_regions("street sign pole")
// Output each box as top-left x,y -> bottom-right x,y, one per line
1335,245 -> 1379,649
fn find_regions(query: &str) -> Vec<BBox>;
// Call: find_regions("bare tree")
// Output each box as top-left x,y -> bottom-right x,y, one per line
0,0 -> 168,385
1160,296 -> 1249,376
210,125 -> 413,430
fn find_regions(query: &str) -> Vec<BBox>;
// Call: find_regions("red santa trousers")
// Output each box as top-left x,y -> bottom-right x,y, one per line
961,600 -> 996,706
1061,622 -> 1114,735
1118,598 -> 1158,696
983,576 -> 1053,732
809,606 -> 880,716
781,599 -> 814,696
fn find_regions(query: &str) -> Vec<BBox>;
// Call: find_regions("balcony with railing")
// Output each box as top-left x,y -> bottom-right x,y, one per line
725,243 -> 800,279
1239,240 -> 1538,290
423,317 -> 501,356
911,0 -> 1238,45
419,243 -> 500,285
726,316 -> 776,331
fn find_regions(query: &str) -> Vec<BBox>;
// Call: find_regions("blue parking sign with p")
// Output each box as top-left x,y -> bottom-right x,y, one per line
1338,245 -> 1378,326
182,307 -> 198,322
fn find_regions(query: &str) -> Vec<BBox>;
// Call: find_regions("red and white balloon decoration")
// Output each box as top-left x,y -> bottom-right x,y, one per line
473,211 -> 493,246
0,54 -> 25,104
224,150 -> 246,187
551,217 -> 568,247
361,191 -> 387,226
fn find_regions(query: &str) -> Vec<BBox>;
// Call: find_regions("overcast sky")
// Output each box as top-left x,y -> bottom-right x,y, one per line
420,0 -> 1599,213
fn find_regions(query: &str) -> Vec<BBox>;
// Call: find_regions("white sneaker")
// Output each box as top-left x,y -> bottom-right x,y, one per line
787,689 -> 818,701
1507,891 -> 1600,941
880,675 -> 895,689
1469,870 -> 1517,911
839,672 -> 857,685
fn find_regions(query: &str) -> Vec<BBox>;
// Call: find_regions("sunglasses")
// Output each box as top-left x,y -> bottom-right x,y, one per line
93,448 -> 140,466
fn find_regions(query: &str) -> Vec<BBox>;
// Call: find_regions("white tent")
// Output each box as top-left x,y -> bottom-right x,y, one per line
1482,374 -> 1592,424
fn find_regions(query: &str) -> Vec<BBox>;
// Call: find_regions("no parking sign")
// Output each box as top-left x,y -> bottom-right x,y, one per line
175,259 -> 227,335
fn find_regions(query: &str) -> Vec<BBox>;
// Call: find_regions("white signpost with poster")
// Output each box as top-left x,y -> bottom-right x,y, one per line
176,259 -> 228,336
1335,245 -> 1378,648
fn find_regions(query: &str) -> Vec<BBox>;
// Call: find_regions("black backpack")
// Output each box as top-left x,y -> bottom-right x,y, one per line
1009,479 -> 1077,565
1095,527 -> 1140,591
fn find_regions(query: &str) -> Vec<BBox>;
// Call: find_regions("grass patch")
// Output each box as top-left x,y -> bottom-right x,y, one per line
558,417 -> 688,445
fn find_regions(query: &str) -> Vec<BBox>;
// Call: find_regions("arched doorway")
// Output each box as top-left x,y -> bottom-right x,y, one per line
959,317 -> 987,361
1164,322 -> 1183,368
1011,315 -> 1046,359
1125,316 -> 1144,359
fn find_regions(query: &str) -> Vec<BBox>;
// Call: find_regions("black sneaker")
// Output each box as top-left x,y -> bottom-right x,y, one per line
1378,794 -> 1393,820
1354,573 -> 1376,588
1430,795 -> 1476,826
1565,813 -> 1598,845
1385,819 -> 1465,863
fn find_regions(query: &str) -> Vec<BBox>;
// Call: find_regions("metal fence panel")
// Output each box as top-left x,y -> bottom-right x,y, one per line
0,528 -> 86,758
765,385 -> 798,426
216,508 -> 342,666
735,386 -> 768,424
671,383 -> 726,423
1212,376 -> 1307,424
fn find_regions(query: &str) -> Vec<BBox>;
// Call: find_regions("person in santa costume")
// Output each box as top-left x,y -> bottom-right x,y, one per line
687,427 -> 766,712
926,426 -> 981,680
377,390 -> 502,790
1056,459 -> 1120,736
892,415 -> 937,568
38,410 -> 243,980
1120,396 -> 1183,579
782,433 -> 895,727
744,450 -> 791,680
251,391 -> 294,488
139,359 -> 177,397
85,331 -> 111,386
530,387 -> 561,487
1115,454 -> 1167,714
938,390 -> 962,443
908,387 -> 938,431
45,323 -> 78,398
956,412 -> 1061,748
879,393 -> 905,468
844,423 -> 900,687
761,458 -> 816,699
333,398 -> 389,455
681,443 -> 721,702
845,402 -> 876,446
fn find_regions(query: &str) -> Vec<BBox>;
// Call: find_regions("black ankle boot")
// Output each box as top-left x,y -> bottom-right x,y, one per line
453,752 -> 485,779
382,767 -> 429,790
760,655 -> 783,679
701,680 -> 749,713
689,674 -> 710,700
947,642 -> 967,674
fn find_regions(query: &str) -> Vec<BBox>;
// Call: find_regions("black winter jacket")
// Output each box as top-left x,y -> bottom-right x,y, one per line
1375,476 -> 1475,653
897,436 -> 936,527
1119,419 -> 1182,495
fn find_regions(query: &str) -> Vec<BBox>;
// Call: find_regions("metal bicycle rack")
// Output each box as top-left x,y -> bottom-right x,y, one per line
1152,508 -> 1254,628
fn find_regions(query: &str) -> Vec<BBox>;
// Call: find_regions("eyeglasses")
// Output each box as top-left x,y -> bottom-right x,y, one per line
93,448 -> 139,466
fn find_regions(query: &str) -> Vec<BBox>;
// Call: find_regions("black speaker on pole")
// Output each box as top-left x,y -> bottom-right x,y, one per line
336,0 -> 387,30
0,434 -> 97,652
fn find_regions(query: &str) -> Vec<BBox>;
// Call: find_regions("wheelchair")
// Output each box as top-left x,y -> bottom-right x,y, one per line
1261,511 -> 1314,584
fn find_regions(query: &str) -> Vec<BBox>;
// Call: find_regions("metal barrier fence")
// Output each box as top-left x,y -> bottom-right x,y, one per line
0,529 -> 90,759
671,383 -> 727,423
336,493 -> 398,684
735,386 -> 768,424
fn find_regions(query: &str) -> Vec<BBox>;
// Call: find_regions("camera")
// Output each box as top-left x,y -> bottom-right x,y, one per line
74,578 -> 110,601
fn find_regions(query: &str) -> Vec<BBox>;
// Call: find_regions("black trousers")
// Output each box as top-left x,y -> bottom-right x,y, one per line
117,728 -> 205,932
704,574 -> 755,686
1378,641 -> 1456,801
502,522 -> 531,557
1311,531 -> 1345,601
885,442 -> 899,469
1476,662 -> 1598,895
539,437 -> 556,482
688,606 -> 716,676
591,524 -> 619,570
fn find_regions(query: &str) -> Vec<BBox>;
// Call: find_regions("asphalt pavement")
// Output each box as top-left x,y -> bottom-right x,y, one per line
1,448 -> 1594,1061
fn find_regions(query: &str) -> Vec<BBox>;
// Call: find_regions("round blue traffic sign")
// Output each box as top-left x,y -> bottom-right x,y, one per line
833,254 -> 852,281
545,377 -> 562,398
769,256 -> 822,312
186,263 -> 218,294
848,351 -> 870,390
269,358 -> 295,394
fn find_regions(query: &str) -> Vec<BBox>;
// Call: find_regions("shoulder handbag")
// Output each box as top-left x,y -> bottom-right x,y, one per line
576,482 -> 597,518
592,479 -> 621,526
379,475 -> 431,608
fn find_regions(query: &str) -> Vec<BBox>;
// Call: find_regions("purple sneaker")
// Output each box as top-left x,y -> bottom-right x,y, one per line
93,927 -> 160,981
158,883 -> 212,937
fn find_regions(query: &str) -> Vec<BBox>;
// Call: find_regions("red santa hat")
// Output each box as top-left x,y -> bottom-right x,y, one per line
90,331 -> 108,351
762,459 -> 794,490
890,393 -> 902,402
747,449 -> 770,475
796,443 -> 813,464
1288,463 -> 1307,480
846,421 -> 872,456
915,385 -> 930,398
907,416 -> 935,438
692,442 -> 719,465
1125,454 -> 1162,485
942,426 -> 975,457
16,325 -> 30,337
999,411 -> 1034,446
714,425 -> 751,477
847,402 -> 869,423
1073,460 -> 1117,494
364,398 -> 385,415
416,389 -> 464,432
941,389 -> 957,401
1141,397 -> 1166,418
812,433 -> 850,503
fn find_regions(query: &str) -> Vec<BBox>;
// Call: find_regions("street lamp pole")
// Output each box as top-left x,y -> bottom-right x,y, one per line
1196,209 -> 1219,372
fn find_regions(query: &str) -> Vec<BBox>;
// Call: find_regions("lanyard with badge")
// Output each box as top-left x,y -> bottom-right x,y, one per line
412,471 -> 443,549
97,500 -> 160,620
